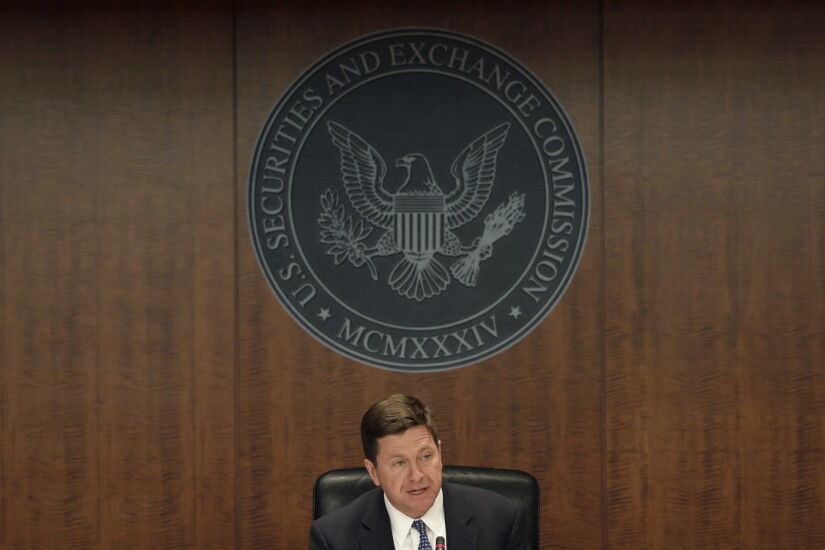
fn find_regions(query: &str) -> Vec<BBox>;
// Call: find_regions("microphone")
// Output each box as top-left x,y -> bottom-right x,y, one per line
435,536 -> 446,549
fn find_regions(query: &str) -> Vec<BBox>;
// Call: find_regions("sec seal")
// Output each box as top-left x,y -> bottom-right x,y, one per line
249,29 -> 589,371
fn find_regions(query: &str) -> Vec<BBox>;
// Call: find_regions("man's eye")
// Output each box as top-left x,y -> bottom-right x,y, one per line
393,460 -> 405,467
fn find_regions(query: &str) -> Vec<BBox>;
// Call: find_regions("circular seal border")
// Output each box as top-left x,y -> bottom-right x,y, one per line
248,28 -> 589,371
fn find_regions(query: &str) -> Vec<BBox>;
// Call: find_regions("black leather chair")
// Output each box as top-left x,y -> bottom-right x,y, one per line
313,465 -> 539,549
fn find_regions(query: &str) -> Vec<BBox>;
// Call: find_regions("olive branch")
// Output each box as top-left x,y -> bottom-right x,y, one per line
318,189 -> 379,281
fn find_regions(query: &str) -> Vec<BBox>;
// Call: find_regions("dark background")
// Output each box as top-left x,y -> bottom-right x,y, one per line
2,1 -> 823,548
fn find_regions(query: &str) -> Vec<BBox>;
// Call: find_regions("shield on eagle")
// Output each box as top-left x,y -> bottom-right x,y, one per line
393,194 -> 446,257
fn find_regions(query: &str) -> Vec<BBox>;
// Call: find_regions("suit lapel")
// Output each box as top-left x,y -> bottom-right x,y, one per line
443,482 -> 478,550
358,489 -> 394,549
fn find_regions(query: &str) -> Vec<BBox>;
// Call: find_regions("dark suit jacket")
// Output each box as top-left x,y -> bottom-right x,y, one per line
309,481 -> 530,549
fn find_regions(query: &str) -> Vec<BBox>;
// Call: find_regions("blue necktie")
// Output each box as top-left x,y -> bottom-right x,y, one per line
413,519 -> 432,550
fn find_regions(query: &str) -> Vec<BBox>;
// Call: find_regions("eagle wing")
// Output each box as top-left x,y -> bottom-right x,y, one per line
445,123 -> 510,229
327,121 -> 394,229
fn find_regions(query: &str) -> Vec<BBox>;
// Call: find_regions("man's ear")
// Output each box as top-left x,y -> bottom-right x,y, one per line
364,458 -> 381,486
438,439 -> 442,456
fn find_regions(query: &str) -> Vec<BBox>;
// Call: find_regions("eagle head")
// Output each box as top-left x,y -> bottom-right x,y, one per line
396,154 -> 440,194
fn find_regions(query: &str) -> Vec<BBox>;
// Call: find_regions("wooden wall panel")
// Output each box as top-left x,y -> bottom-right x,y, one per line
236,1 -> 602,548
604,2 -> 825,548
0,4 -> 236,548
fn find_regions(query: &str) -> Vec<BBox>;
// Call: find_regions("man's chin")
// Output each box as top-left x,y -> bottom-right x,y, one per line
399,489 -> 436,517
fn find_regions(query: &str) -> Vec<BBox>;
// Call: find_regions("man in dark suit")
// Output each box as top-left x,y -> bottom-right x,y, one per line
309,394 -> 530,549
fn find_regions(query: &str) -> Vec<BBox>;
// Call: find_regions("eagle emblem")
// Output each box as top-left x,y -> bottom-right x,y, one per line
319,121 -> 526,302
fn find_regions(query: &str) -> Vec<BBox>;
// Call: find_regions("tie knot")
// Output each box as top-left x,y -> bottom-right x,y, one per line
413,519 -> 432,550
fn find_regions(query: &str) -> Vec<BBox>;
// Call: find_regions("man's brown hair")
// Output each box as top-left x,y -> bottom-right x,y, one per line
361,394 -> 439,464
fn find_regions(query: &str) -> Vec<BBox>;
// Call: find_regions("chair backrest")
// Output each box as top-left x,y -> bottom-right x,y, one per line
313,465 -> 540,549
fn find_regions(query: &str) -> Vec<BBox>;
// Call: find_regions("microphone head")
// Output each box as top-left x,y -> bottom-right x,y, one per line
435,536 -> 446,549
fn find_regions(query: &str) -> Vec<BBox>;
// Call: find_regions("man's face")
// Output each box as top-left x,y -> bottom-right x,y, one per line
364,425 -> 443,519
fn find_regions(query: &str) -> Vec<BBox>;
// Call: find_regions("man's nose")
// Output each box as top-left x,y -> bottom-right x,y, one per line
408,463 -> 424,481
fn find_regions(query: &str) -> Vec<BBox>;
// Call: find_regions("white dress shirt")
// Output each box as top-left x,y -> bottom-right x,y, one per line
384,489 -> 446,550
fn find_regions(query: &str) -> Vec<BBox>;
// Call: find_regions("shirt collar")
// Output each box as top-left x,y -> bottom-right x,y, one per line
384,488 -> 446,548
